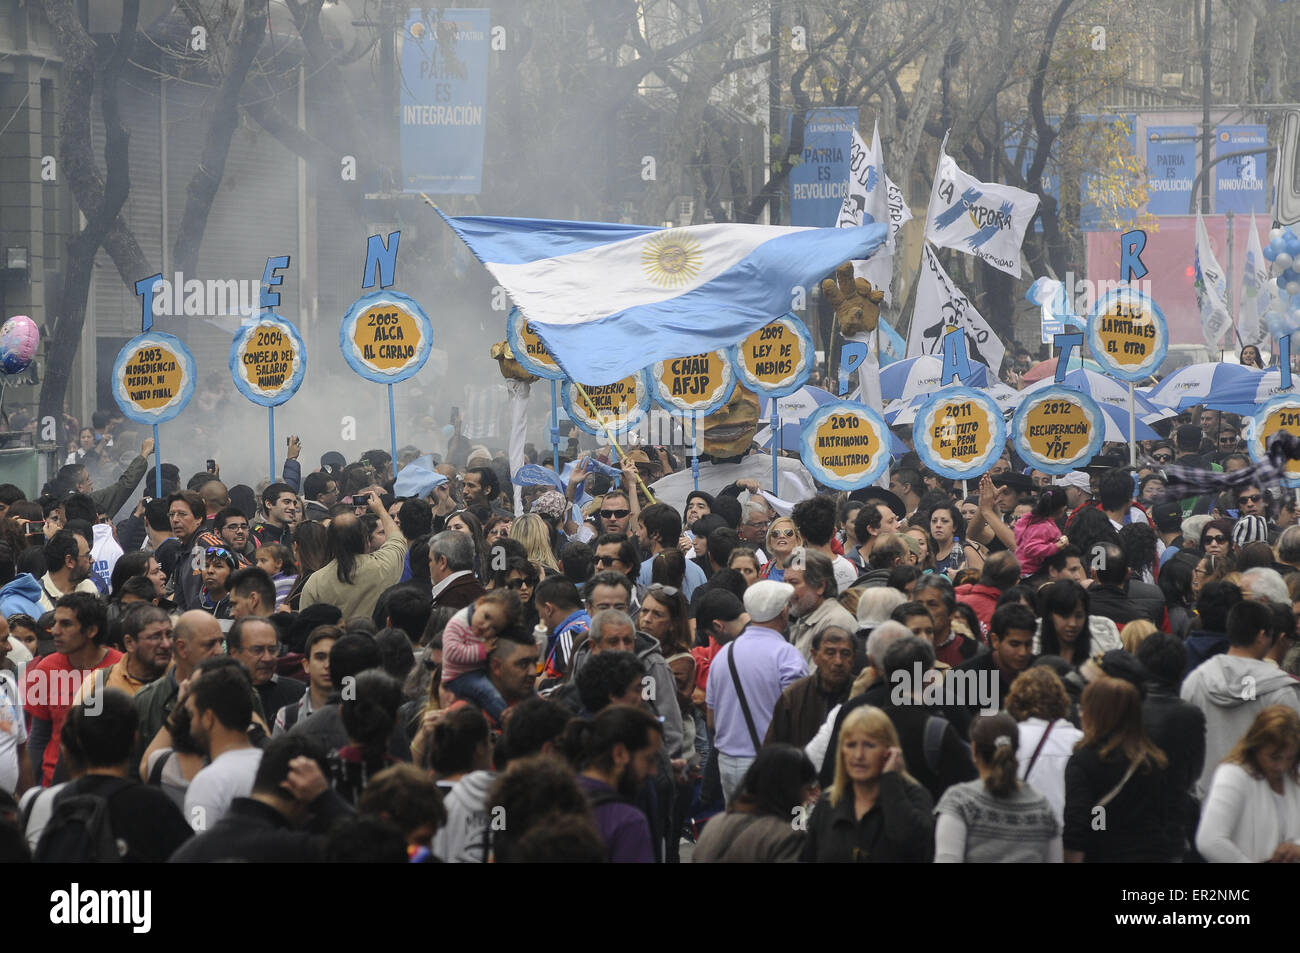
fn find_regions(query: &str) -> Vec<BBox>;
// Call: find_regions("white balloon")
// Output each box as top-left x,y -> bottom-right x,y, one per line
1278,253 -> 1294,270
1272,228 -> 1286,241
1287,281 -> 1300,296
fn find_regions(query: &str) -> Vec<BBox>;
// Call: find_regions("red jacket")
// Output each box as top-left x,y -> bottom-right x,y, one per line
954,582 -> 1001,635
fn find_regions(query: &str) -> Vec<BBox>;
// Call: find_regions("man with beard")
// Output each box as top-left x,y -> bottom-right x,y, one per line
76,604 -> 172,700
35,530 -> 99,612
132,611 -> 225,768
568,704 -> 664,863
183,656 -> 263,830
764,625 -> 854,749
785,548 -> 856,662
215,507 -> 256,563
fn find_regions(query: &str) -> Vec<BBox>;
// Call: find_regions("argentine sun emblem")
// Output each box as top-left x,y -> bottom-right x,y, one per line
642,230 -> 703,289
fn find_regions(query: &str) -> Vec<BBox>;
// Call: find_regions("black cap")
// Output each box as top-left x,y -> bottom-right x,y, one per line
321,451 -> 347,470
1151,501 -> 1182,533
848,487 -> 906,518
1175,425 -> 1202,452
1096,649 -> 1148,697
991,472 -> 1033,493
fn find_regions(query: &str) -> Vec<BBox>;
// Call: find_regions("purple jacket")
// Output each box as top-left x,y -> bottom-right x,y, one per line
577,776 -> 654,863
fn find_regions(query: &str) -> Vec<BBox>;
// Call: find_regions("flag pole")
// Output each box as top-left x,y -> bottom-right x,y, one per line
572,382 -> 657,504
772,406 -> 780,494
690,413 -> 700,493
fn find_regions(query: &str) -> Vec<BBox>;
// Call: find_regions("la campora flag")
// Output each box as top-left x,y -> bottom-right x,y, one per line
924,141 -> 1040,278
438,211 -> 887,384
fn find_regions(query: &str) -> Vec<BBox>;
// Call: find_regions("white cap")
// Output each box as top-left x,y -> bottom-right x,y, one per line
743,580 -> 794,623
1054,471 -> 1091,491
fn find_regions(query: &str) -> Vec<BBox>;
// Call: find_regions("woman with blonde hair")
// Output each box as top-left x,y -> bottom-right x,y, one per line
509,512 -> 560,575
1119,618 -> 1158,655
934,712 -> 1061,862
1197,706 -> 1300,863
1063,676 -> 1184,862
801,705 -> 934,862
1006,666 -> 1083,824
760,516 -> 802,582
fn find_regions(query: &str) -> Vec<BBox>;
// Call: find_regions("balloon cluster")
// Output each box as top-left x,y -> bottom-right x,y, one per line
1263,227 -> 1300,337
0,315 -> 37,375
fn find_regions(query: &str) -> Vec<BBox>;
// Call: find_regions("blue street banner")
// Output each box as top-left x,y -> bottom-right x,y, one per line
789,108 -> 857,226
1215,125 -> 1268,215
400,8 -> 489,194
1143,124 -> 1197,217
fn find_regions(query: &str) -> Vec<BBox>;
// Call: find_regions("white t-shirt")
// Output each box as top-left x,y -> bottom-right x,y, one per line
184,746 -> 263,832
831,555 -> 859,591
0,671 -> 27,795
91,523 -> 124,593
20,781 -> 68,850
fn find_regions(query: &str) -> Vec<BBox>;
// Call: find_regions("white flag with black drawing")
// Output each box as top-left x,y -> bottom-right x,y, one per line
1194,212 -> 1233,349
836,121 -> 912,306
1240,213 -> 1272,348
908,244 -> 1005,374
924,141 -> 1040,278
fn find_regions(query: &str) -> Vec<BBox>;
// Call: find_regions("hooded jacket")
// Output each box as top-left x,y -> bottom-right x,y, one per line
0,573 -> 43,620
568,630 -> 683,759
1181,653 -> 1300,800
431,769 -> 497,863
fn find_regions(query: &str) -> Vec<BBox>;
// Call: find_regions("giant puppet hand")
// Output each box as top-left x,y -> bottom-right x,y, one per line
820,262 -> 885,338
490,340 -> 538,382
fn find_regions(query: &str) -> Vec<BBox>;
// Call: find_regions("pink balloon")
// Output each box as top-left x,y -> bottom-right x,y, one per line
0,315 -> 38,374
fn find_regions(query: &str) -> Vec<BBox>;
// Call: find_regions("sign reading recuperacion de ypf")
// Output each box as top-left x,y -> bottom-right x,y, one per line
1011,385 -> 1105,475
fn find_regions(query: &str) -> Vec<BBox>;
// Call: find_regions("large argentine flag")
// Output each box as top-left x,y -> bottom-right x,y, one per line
924,142 -> 1039,278
438,211 -> 888,384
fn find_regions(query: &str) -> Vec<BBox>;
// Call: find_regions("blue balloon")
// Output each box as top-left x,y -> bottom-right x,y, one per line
1271,236 -> 1286,253
1280,275 -> 1291,290
1265,245 -> 1279,261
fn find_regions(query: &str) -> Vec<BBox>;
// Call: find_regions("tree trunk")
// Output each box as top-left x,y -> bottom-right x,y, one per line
172,0 -> 267,278
37,0 -> 140,432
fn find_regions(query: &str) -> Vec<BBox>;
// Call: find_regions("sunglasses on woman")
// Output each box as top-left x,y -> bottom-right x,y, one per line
772,528 -> 796,538
506,577 -> 536,590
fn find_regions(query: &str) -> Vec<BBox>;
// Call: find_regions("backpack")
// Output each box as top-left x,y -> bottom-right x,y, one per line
34,778 -> 134,863
922,715 -> 972,776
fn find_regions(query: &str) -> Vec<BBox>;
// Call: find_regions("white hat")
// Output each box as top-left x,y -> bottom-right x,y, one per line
743,580 -> 794,623
1054,471 -> 1091,491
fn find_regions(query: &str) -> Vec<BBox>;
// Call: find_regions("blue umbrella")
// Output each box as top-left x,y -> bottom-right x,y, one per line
1021,368 -> 1174,422
1146,362 -> 1263,411
878,356 -> 992,402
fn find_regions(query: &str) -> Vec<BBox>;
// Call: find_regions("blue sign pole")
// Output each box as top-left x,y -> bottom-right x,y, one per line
388,384 -> 399,475
772,409 -> 780,494
691,415 -> 700,493
268,407 -> 275,483
152,424 -> 161,497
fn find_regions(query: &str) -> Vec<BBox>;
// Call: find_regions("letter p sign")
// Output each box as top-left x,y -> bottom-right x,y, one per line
839,342 -> 867,396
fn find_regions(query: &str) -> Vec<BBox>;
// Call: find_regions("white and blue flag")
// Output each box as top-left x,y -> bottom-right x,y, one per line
1026,277 -> 1086,342
438,211 -> 887,384
924,140 -> 1040,278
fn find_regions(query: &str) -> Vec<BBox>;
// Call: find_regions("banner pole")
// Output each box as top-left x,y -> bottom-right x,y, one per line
153,424 -> 161,497
572,382 -> 657,504
387,383 -> 398,476
268,407 -> 275,482
550,379 -> 561,474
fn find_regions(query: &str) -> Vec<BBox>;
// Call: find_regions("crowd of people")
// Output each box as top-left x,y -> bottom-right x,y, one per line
0,365 -> 1299,864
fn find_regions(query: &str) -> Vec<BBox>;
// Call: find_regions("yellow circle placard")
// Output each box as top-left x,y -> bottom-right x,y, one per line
236,324 -> 300,398
927,398 -> 995,466
1094,296 -> 1158,370
654,352 -> 731,409
121,343 -> 185,413
810,411 -> 883,483
738,321 -> 808,391
519,318 -> 560,375
352,303 -> 422,374
570,376 -> 643,428
1260,405 -> 1300,483
1022,397 -> 1095,465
